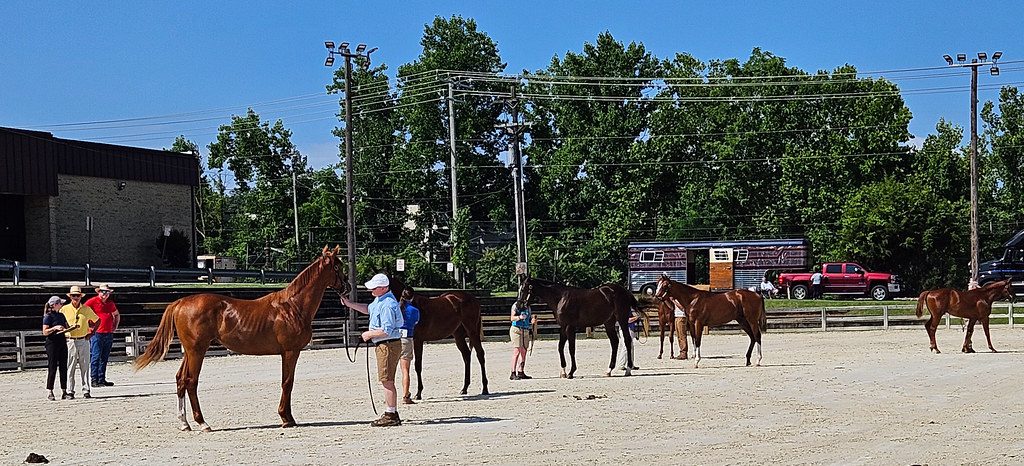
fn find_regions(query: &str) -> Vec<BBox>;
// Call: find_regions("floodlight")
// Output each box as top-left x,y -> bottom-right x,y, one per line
978,52 -> 987,61
355,43 -> 366,53
325,55 -> 335,67
993,51 -> 1003,60
325,41 -> 335,50
943,54 -> 953,65
367,47 -> 378,55
340,42 -> 350,49
991,66 -> 1000,76
957,53 -> 967,62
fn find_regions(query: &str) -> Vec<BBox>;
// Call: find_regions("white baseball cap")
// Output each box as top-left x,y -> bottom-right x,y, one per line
363,273 -> 389,290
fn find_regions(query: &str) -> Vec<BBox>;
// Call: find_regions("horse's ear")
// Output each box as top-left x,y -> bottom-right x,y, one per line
332,245 -> 341,254
322,245 -> 329,255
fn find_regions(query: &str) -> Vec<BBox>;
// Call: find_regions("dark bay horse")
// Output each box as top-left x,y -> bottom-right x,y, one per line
387,276 -> 488,399
654,298 -> 676,359
915,279 -> 1014,353
518,277 -> 637,378
655,276 -> 766,368
134,246 -> 348,431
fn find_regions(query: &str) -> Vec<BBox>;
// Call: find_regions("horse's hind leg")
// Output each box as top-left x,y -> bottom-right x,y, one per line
453,329 -> 472,395
981,316 -> 998,352
926,313 -> 941,353
558,328 -> 568,378
175,358 -> 191,432
963,318 -> 978,353
737,318 -> 756,367
278,350 -> 300,427
413,339 -> 425,400
567,329 -> 578,379
183,343 -> 212,432
467,326 -> 488,395
605,322 -> 619,377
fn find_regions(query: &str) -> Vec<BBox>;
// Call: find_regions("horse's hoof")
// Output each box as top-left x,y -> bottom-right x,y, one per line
281,421 -> 297,428
415,395 -> 422,401
991,349 -> 999,353
559,373 -> 567,379
604,370 -> 612,377
481,390 -> 489,396
460,390 -> 468,395
623,369 -> 632,377
179,425 -> 191,432
567,374 -> 575,379
199,424 -> 213,433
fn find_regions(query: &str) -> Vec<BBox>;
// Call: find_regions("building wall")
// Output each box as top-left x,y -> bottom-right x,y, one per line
49,174 -> 193,267
23,195 -> 53,262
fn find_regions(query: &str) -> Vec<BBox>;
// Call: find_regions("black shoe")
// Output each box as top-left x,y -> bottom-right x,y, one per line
91,380 -> 102,387
47,392 -> 55,401
517,372 -> 532,380
64,392 -> 74,400
510,371 -> 520,380
83,392 -> 91,399
101,380 -> 114,386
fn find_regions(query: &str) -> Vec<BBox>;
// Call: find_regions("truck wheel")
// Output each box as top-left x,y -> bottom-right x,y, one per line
791,284 -> 809,300
640,284 -> 657,296
870,285 -> 889,301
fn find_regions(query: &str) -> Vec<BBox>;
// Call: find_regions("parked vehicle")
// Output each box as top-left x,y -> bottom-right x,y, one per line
978,229 -> 1024,288
777,262 -> 900,301
628,239 -> 808,294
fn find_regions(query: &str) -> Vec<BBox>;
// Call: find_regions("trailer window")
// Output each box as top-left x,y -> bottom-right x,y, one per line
639,251 -> 665,263
734,249 -> 748,262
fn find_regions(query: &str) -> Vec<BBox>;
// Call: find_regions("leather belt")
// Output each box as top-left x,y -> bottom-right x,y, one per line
374,338 -> 400,346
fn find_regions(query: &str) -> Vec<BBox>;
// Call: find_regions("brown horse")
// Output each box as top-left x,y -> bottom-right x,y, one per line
387,276 -> 488,399
655,275 -> 766,368
915,279 -> 1014,353
518,277 -> 637,378
134,246 -> 348,431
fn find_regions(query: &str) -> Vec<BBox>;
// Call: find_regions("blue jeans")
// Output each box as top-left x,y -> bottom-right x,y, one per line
90,333 -> 114,382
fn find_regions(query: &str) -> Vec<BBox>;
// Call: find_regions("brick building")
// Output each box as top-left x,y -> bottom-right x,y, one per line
1,127 -> 199,267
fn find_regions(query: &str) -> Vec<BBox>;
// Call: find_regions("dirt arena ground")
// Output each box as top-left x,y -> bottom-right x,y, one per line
5,327 -> 1024,465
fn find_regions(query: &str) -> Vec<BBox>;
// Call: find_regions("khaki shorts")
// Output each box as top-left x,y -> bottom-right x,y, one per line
510,326 -> 532,349
375,340 -> 401,383
400,337 -> 415,361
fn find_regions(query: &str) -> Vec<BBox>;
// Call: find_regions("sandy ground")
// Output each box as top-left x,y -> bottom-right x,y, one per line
5,327 -> 1024,465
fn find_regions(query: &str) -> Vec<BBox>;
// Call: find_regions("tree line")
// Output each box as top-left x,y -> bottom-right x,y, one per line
170,15 -> 1024,293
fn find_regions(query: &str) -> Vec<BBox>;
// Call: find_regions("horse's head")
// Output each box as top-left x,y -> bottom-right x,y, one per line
998,279 -> 1015,302
517,275 -> 533,304
655,274 -> 673,300
321,245 -> 350,295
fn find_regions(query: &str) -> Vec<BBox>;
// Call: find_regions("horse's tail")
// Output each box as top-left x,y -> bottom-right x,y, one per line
759,295 -> 768,333
134,300 -> 179,370
915,292 -> 927,318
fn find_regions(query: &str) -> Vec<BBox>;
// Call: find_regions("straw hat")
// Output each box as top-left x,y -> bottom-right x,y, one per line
67,285 -> 84,297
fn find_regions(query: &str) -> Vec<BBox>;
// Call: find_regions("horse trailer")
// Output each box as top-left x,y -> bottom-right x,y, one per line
628,239 -> 809,294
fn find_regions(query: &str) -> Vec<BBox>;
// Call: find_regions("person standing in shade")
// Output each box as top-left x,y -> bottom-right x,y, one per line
339,273 -> 404,427
86,284 -> 120,387
42,296 -> 73,401
398,288 -> 420,405
673,299 -> 689,360
810,268 -> 824,300
509,300 -> 537,380
60,286 -> 98,399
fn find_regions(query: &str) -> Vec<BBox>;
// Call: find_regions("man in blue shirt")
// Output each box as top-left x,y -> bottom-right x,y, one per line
340,273 -> 405,427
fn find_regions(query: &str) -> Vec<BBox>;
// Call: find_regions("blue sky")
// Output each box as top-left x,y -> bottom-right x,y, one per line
1,1 -> 1021,169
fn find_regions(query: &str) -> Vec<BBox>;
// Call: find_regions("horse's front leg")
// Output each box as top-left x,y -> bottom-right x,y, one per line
691,320 -> 703,369
658,323 -> 665,359
981,316 -> 997,352
962,318 -> 977,353
413,339 -> 425,400
279,350 -> 300,427
605,323 -> 619,377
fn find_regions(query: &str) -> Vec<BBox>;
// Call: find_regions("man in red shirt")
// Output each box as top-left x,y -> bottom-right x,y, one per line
86,284 -> 120,386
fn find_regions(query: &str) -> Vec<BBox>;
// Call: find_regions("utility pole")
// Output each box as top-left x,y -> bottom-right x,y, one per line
943,51 -> 1003,288
497,84 -> 531,282
325,41 -> 377,341
447,81 -> 460,284
291,152 -> 301,260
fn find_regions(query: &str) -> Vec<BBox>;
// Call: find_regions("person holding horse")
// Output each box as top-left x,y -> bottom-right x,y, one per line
398,288 -> 420,405
672,299 -> 689,360
340,273 -> 405,427
616,309 -> 642,371
509,299 -> 537,380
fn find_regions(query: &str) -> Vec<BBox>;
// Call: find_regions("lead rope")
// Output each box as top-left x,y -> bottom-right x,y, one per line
342,307 -> 378,416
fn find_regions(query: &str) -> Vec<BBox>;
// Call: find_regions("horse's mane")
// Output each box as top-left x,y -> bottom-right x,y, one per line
280,254 -> 329,297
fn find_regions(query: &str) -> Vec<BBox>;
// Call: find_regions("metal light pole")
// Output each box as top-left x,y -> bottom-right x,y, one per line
497,85 -> 531,283
325,41 -> 377,339
943,51 -> 1003,288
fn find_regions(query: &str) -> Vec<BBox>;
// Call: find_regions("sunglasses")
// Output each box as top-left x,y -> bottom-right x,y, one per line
99,290 -> 111,295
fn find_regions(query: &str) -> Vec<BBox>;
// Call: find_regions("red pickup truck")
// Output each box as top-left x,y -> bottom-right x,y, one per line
777,262 -> 900,301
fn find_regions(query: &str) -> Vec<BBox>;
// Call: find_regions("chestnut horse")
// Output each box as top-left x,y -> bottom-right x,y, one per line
134,246 -> 348,431
518,277 -> 637,378
915,279 -> 1014,353
387,276 -> 488,399
655,276 -> 766,368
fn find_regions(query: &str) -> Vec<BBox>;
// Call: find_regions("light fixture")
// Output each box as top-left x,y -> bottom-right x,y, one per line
324,41 -> 335,50
991,66 -> 1000,76
355,43 -> 366,53
978,52 -> 987,61
993,51 -> 1003,61
957,53 -> 967,62
367,47 -> 378,55
943,54 -> 954,65
340,41 -> 350,50
324,55 -> 334,67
